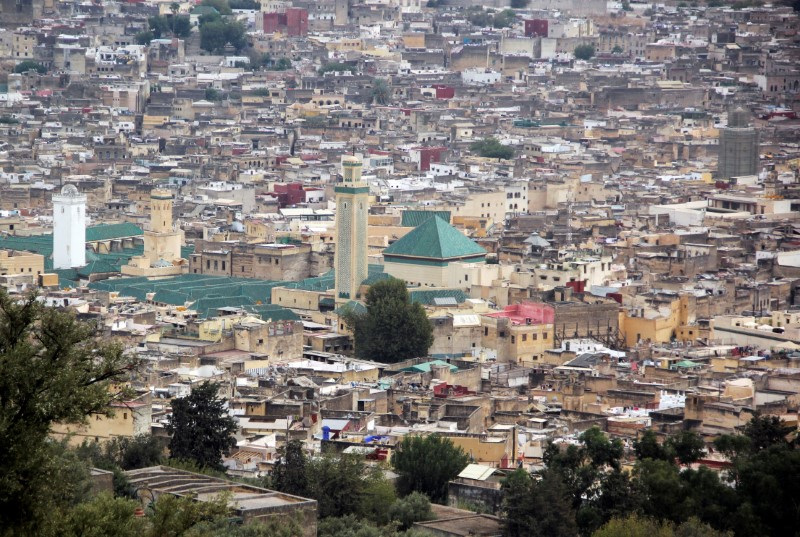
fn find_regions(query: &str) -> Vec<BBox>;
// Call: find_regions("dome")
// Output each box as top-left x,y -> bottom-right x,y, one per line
60,184 -> 81,197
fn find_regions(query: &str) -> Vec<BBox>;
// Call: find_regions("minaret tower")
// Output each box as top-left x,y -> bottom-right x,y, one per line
334,154 -> 369,303
53,184 -> 86,269
143,189 -> 182,264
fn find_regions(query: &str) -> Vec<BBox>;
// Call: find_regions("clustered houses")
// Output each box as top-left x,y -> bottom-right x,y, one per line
0,0 -> 799,532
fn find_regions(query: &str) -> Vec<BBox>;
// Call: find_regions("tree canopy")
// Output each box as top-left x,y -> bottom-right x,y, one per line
574,44 -> 596,60
14,60 -> 47,74
471,137 -> 515,159
0,291 -> 136,535
343,278 -> 434,363
391,434 -> 469,503
166,381 -> 237,470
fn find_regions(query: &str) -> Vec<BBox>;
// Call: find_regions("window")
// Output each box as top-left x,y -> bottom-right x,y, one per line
484,327 -> 488,336
206,260 -> 210,269
123,413 -> 128,420
522,334 -> 527,341
543,333 -> 548,340
511,335 -> 516,344
532,333 -> 537,340
222,261 -> 226,270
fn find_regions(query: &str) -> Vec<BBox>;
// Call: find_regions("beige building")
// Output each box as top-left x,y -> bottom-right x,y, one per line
0,249 -> 44,277
52,393 -> 152,445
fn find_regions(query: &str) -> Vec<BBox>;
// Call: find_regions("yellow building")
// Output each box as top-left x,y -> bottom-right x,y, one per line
52,393 -> 152,445
0,249 -> 44,277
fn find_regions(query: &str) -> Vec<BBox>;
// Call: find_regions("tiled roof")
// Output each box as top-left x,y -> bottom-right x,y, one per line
401,210 -> 451,227
409,289 -> 468,305
383,215 -> 485,260
85,223 -> 143,242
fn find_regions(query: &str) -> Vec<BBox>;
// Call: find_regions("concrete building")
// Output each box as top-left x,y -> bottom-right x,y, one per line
717,107 -> 759,180
52,184 -> 87,270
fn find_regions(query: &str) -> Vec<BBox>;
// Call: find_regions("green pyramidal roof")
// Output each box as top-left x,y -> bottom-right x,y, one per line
383,216 -> 486,260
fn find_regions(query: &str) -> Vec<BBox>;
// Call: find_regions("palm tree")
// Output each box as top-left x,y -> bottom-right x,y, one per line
371,78 -> 391,105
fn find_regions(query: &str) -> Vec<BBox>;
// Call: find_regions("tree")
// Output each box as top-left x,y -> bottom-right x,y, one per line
113,434 -> 164,470
343,278 -> 434,363
13,60 -> 47,74
200,20 -> 229,53
492,9 -> 517,28
634,430 -> 673,462
173,16 -> 192,38
501,469 -> 578,537
611,45 -> 624,54
360,467 -> 398,525
510,0 -> 530,7
667,431 -> 705,465
470,137 -> 514,159
387,492 -> 434,530
224,20 -> 247,52
229,0 -> 261,8
136,30 -> 155,45
271,440 -> 309,497
166,382 -> 237,470
205,87 -> 224,101
392,435 -> 469,503
0,291 -> 135,535
574,44 -> 595,60
592,515 -> 731,537
274,58 -> 293,71
148,15 -> 170,38
306,453 -> 369,518
61,493 -> 146,537
371,78 -> 391,105
742,413 -> 792,452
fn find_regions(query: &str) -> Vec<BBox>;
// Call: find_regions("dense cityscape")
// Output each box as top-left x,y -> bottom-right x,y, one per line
0,0 -> 799,535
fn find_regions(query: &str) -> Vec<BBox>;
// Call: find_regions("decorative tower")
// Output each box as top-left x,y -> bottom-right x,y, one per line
52,184 -> 86,269
334,154 -> 369,303
143,189 -> 182,264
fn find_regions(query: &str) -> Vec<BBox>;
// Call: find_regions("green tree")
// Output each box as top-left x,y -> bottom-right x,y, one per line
392,435 -> 469,503
271,440 -> 309,497
510,0 -> 530,7
318,62 -> 354,75
470,137 -> 514,159
200,20 -> 229,52
611,45 -> 624,54
274,57 -> 293,70
173,16 -> 193,38
467,7 -> 493,27
360,467 -> 398,525
371,78 -> 391,105
13,60 -> 47,74
666,431 -> 705,465
61,493 -> 146,537
574,44 -> 595,60
113,434 -> 164,470
224,20 -> 247,52
166,382 -> 237,470
742,412 -> 792,452
0,291 -> 135,536
343,278 -> 434,363
205,87 -> 224,101
593,515 -> 731,537
634,430 -> 673,462
501,469 -> 578,537
388,492 -> 434,530
229,0 -> 261,8
149,15 -> 170,38
136,30 -> 155,45
492,9 -> 517,28
307,453 -> 369,518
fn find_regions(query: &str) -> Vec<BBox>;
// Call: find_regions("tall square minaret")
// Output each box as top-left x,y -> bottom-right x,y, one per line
53,184 -> 86,269
334,155 -> 369,303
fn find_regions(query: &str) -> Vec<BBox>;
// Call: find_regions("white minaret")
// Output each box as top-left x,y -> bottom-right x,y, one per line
53,184 -> 87,269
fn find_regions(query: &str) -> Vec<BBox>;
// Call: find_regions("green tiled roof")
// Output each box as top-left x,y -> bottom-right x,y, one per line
409,289 -> 468,305
383,216 -> 486,260
85,223 -> 143,242
401,210 -> 451,227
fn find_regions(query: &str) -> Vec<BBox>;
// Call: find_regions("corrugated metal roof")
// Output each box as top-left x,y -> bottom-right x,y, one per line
457,463 -> 497,481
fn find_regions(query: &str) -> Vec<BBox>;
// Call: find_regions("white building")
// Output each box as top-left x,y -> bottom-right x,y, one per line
52,184 -> 87,269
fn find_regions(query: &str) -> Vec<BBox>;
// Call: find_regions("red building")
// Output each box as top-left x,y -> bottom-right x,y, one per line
411,146 -> 447,172
263,8 -> 308,36
524,19 -> 548,37
432,84 -> 455,99
273,183 -> 305,207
